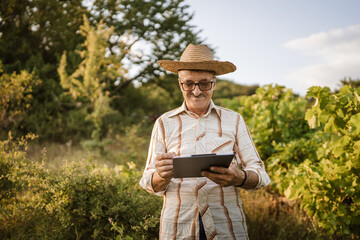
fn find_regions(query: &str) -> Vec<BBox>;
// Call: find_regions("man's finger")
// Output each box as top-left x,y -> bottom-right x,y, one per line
202,171 -> 231,186
158,169 -> 173,179
202,170 -> 222,181
156,152 -> 176,160
156,159 -> 173,167
157,164 -> 173,172
209,166 -> 228,174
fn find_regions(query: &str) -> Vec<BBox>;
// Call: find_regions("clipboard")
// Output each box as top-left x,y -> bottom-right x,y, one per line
173,153 -> 235,178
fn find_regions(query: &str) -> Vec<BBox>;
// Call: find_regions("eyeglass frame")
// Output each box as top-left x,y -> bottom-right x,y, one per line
178,77 -> 215,92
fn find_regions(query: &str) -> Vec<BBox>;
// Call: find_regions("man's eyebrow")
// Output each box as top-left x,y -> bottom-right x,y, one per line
183,79 -> 194,83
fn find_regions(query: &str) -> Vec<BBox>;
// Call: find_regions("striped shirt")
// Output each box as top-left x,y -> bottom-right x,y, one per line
140,100 -> 271,240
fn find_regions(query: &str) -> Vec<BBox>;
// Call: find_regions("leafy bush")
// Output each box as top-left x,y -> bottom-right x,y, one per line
284,86 -> 360,236
0,133 -> 162,240
222,84 -> 310,160
221,84 -> 360,238
0,63 -> 41,138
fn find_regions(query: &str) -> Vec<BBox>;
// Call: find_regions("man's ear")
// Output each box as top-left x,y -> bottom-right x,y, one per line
213,77 -> 216,90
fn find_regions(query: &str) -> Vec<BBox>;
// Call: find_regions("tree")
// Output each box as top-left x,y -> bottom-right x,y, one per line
0,0 -> 88,141
337,77 -> 360,90
58,16 -> 120,144
88,0 -> 203,101
0,0 -> 86,75
0,0 -> 203,141
213,79 -> 258,104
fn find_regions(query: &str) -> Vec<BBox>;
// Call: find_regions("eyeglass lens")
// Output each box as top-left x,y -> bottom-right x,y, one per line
182,81 -> 213,91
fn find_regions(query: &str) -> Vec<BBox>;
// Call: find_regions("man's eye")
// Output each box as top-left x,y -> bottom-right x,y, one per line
185,83 -> 194,87
199,82 -> 211,88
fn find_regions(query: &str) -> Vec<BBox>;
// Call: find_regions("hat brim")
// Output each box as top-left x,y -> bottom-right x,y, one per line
158,60 -> 236,76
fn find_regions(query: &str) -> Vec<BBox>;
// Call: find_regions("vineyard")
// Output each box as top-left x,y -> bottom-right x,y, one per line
222,84 -> 360,237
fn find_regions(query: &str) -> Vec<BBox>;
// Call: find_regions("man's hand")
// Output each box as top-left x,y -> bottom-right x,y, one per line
152,152 -> 176,192
155,152 -> 176,180
201,162 -> 244,187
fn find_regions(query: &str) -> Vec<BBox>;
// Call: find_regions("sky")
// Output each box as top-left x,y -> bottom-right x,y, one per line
183,0 -> 360,96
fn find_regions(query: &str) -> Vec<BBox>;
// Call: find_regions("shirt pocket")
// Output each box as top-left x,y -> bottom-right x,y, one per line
208,137 -> 234,154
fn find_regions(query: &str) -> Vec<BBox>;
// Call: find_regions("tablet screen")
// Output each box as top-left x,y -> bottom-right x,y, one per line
173,153 -> 235,178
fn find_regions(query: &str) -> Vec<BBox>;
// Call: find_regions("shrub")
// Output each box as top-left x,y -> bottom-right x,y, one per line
0,133 -> 162,240
221,84 -> 310,160
221,84 -> 360,238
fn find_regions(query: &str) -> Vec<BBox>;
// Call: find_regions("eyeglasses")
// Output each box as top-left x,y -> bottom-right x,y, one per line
179,78 -> 215,91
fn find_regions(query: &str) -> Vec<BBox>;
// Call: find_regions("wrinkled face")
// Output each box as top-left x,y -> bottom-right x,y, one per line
178,70 -> 216,114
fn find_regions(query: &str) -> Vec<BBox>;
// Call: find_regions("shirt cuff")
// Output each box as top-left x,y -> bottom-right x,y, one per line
140,170 -> 167,197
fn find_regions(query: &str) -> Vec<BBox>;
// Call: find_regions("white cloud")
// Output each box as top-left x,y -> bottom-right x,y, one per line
284,24 -> 360,95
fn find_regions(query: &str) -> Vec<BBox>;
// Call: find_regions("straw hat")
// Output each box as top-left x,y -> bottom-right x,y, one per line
158,44 -> 236,76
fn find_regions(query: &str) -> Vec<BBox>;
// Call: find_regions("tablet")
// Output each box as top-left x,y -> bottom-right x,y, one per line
173,153 -> 235,178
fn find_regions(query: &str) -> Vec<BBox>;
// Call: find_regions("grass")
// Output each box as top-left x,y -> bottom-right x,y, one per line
27,142 -> 92,171
240,189 -> 324,240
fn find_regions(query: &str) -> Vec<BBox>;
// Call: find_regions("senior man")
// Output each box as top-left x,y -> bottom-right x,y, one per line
140,44 -> 270,240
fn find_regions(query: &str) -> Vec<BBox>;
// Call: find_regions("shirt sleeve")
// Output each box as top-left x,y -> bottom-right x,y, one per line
234,114 -> 271,189
139,118 -> 168,196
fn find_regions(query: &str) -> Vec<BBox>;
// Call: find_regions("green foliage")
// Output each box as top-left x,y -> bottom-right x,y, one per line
0,132 -> 56,239
0,132 -> 38,200
286,85 -> 360,236
0,64 -> 41,135
58,15 -> 125,102
213,79 -> 258,103
58,15 -> 119,143
47,160 -> 161,240
1,0 -> 202,142
89,0 -> 202,90
222,84 -> 310,160
338,77 -> 360,90
221,84 -> 315,196
0,134 -> 162,240
222,84 -> 360,238
0,0 -> 88,142
0,0 -> 86,74
268,132 -> 322,194
3,130 -> 334,240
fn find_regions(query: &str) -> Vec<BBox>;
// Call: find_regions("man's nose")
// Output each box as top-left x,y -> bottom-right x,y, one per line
192,84 -> 202,96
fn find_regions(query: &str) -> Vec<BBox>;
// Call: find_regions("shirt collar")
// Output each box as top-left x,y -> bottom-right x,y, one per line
168,100 -> 220,118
